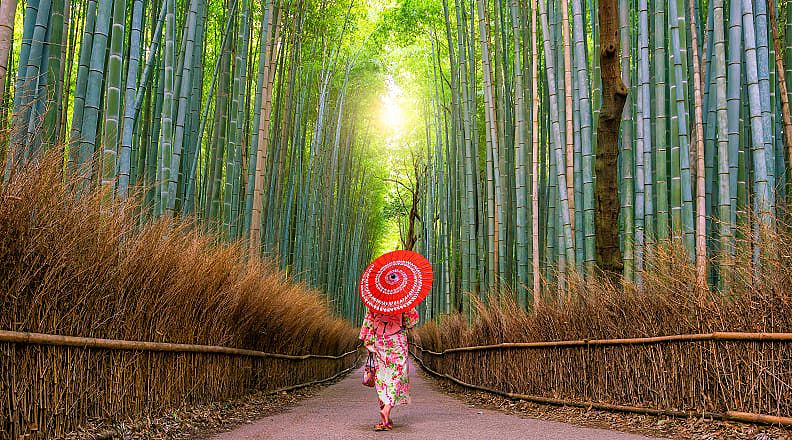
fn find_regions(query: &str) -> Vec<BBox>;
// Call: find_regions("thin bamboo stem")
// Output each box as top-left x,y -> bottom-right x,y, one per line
414,331 -> 792,354
0,330 -> 360,360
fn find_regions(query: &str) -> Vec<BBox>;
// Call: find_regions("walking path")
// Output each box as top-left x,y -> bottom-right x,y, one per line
211,362 -> 661,440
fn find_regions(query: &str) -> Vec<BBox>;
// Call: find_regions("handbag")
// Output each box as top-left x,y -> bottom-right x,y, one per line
362,352 -> 376,387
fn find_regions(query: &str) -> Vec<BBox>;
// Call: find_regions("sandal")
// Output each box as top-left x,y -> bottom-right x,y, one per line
373,423 -> 392,431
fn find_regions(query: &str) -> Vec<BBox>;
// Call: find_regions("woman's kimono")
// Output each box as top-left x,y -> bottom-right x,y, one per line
358,308 -> 419,406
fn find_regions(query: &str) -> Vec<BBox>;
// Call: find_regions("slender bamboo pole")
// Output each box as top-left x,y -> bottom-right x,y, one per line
0,0 -> 16,95
560,0 -> 576,249
713,0 -> 732,289
0,330 -> 359,360
116,0 -> 145,200
768,0 -> 792,183
530,0 -> 540,304
100,0 -> 126,194
742,0 -> 773,234
688,0 -> 708,289
249,0 -> 278,255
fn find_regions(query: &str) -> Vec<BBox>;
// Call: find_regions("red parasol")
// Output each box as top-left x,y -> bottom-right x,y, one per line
359,250 -> 433,315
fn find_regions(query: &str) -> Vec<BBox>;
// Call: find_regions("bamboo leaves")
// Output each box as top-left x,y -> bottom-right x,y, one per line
3,0 -> 792,319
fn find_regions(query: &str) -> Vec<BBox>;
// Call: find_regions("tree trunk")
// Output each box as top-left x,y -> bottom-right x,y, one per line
404,181 -> 420,252
595,0 -> 628,276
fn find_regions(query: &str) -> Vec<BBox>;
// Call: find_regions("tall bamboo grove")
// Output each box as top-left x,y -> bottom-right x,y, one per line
1,0 -> 791,321
410,0 -> 791,320
0,0 -> 383,321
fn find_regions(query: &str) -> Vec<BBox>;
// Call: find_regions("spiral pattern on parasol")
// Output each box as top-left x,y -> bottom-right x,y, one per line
359,250 -> 433,315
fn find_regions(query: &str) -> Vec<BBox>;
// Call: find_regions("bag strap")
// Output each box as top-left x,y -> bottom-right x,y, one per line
366,352 -> 375,368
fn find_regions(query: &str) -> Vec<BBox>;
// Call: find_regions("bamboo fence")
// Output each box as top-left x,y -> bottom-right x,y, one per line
0,331 -> 360,439
411,332 -> 792,426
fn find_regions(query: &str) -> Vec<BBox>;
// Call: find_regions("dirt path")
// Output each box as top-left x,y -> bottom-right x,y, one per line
210,362 -> 661,440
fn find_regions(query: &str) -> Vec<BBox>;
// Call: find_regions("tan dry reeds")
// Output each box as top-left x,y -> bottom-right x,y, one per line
414,225 -> 792,422
0,156 -> 358,439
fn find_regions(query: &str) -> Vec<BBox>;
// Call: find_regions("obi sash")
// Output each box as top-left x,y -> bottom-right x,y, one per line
370,312 -> 404,338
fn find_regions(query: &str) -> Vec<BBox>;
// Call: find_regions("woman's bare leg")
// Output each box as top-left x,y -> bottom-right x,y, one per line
380,404 -> 393,426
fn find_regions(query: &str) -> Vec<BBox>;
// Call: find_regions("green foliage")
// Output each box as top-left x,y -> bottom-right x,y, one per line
379,0 -> 443,45
3,0 -> 790,324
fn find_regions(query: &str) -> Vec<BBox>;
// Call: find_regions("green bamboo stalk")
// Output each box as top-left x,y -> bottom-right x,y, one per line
43,0 -> 66,149
509,0 -> 527,306
669,0 -> 696,256
0,0 -> 16,97
117,0 -> 147,200
530,0 -> 540,303
9,0 -> 40,142
158,0 -> 175,215
476,0 -> 502,289
713,0 -> 732,290
249,0 -> 278,254
76,0 -> 113,188
619,0 -> 634,281
167,0 -> 199,214
7,0 -> 50,171
742,0 -> 773,232
561,0 -> 576,248
636,0 -> 651,283
538,0 -> 576,274
100,0 -> 126,194
754,0 -> 776,207
184,0 -> 237,216
654,0 -> 669,240
571,0 -> 595,273
688,0 -> 708,288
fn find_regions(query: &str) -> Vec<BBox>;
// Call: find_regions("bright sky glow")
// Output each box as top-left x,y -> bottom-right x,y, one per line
380,76 -> 403,131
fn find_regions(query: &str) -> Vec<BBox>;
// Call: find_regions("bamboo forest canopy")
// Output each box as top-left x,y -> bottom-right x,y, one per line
1,0 -> 791,322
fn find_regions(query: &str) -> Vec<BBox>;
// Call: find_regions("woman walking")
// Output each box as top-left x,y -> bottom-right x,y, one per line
359,308 -> 419,431
357,249 -> 432,431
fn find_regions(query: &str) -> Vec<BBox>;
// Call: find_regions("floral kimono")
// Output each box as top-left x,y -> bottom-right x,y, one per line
358,308 -> 419,406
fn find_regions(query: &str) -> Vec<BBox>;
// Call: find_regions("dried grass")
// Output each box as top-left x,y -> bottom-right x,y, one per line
0,156 -> 358,439
415,221 -> 792,419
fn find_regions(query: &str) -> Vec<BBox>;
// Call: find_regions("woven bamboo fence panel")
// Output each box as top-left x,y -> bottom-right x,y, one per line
0,332 -> 359,439
413,333 -> 792,424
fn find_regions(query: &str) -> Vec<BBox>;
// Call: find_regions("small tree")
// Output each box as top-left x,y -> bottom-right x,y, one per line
386,152 -> 426,252
595,0 -> 628,278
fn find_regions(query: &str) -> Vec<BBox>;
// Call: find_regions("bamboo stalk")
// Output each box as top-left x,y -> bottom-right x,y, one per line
0,330 -> 360,360
561,0 -> 575,243
0,0 -> 15,95
742,0 -> 773,232
530,0 -> 540,303
688,0 -> 708,290
768,0 -> 792,185
413,331 -> 792,354
538,0 -> 576,273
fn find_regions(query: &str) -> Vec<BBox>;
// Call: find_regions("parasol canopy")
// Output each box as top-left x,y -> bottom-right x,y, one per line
359,250 -> 433,315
